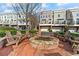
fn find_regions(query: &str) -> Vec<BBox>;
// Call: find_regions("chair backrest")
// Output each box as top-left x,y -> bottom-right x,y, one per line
16,31 -> 22,41
5,31 -> 14,43
16,31 -> 22,37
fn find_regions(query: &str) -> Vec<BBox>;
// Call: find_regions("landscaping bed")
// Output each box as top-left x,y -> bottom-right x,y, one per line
0,27 -> 27,37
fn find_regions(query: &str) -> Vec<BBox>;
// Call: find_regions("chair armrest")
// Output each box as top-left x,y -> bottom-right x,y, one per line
0,37 -> 6,42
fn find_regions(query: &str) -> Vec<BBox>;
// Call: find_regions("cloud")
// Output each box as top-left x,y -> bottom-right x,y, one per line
73,6 -> 79,8
56,3 -> 68,6
0,3 -> 14,12
6,4 -> 12,7
3,9 -> 14,13
41,3 -> 47,8
67,6 -> 79,9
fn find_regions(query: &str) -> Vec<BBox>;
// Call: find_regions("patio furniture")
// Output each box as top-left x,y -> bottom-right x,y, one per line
5,31 -> 23,46
25,32 -> 31,38
0,37 -> 7,48
71,37 -> 79,54
64,31 -> 71,42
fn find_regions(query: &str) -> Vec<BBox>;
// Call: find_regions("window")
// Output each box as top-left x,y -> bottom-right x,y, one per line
49,15 -> 50,18
52,15 -> 54,18
5,16 -> 6,18
52,20 -> 54,24
49,19 -> 51,20
19,15 -> 21,18
11,19 -> 13,21
76,18 -> 79,24
70,14 -> 72,17
57,19 -> 64,24
41,19 -> 46,24
7,20 -> 9,23
48,19 -> 51,24
48,22 -> 51,24
77,13 -> 79,17
46,15 -> 47,18
2,16 -> 3,19
58,14 -> 60,17
11,16 -> 13,18
14,20 -> 16,21
41,16 -> 42,18
43,16 -> 45,18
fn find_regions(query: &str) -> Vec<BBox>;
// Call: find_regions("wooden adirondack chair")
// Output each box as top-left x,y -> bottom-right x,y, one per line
15,31 -> 23,46
5,31 -> 15,46
5,31 -> 22,46
0,37 -> 6,48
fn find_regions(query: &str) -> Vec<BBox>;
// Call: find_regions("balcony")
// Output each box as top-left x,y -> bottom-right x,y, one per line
66,20 -> 75,25
3,21 -> 10,25
10,21 -> 17,25
55,20 -> 65,24
18,21 -> 26,25
0,21 -> 3,24
76,19 -> 79,25
39,24 -> 52,26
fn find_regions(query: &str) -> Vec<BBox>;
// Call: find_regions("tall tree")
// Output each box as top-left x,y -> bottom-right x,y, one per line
12,3 -> 41,30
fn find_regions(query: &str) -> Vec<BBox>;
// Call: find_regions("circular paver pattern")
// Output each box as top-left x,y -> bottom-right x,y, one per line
30,36 -> 59,50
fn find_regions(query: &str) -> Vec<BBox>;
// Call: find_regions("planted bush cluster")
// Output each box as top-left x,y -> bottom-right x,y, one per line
0,27 -> 16,30
0,31 -> 6,37
10,30 -> 17,35
20,30 -> 26,34
29,29 -> 38,34
56,31 -> 64,35
71,32 -> 79,38
48,27 -> 52,32
55,31 -> 79,40
0,27 -> 27,37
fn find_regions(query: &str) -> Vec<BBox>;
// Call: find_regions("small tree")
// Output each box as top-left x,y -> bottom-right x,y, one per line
12,3 -> 41,30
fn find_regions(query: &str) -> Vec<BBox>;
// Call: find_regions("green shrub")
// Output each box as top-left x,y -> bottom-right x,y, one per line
48,27 -> 52,32
29,29 -> 38,34
0,31 -> 6,37
59,31 -> 64,35
0,27 -> 17,30
71,32 -> 79,38
20,30 -> 26,34
56,31 -> 79,38
56,31 -> 64,36
10,30 -> 17,35
0,27 -> 17,36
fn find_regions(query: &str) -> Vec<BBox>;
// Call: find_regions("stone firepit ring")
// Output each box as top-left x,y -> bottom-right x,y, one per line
29,36 -> 59,50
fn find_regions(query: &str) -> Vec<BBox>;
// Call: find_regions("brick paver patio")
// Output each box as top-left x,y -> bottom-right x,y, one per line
0,38 -> 73,56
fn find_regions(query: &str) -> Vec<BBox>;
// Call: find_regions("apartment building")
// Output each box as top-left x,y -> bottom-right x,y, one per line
39,8 -> 79,32
0,12 -> 26,30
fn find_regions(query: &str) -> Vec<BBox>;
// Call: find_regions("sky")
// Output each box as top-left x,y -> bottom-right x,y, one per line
0,3 -> 79,13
